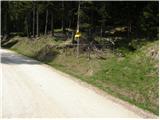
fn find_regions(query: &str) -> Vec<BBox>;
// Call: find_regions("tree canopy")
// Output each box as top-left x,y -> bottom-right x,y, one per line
1,1 -> 159,40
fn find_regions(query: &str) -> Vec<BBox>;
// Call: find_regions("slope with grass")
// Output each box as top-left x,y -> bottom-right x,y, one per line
2,36 -> 159,115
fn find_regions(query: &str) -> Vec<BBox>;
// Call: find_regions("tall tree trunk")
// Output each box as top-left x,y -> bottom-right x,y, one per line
25,16 -> 29,37
36,9 -> 39,37
32,2 -> 35,37
4,10 -> 8,35
129,22 -> 132,34
76,1 -> 80,58
100,24 -> 103,39
45,9 -> 48,35
61,1 -> 65,32
28,12 -> 31,38
71,15 -> 75,43
127,21 -> 131,39
51,13 -> 54,36
77,2 -> 80,33
68,18 -> 71,29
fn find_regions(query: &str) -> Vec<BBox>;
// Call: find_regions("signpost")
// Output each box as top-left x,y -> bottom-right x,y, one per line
75,1 -> 81,58
75,31 -> 81,38
75,31 -> 81,58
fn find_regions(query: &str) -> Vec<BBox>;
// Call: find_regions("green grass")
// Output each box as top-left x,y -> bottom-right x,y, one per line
5,36 -> 159,115
91,54 -> 158,114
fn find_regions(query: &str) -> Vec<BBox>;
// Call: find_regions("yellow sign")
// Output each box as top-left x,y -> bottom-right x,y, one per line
75,32 -> 81,38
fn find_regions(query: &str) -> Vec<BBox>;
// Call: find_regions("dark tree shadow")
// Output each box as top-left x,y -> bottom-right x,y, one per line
1,52 -> 41,65
1,40 -> 18,48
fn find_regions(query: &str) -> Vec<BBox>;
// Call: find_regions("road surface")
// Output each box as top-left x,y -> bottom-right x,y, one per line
0,49 -> 157,118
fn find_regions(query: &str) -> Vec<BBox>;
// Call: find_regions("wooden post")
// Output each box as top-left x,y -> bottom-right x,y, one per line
77,37 -> 79,58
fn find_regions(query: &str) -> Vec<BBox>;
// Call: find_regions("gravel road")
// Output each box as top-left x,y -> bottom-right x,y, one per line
0,49 -> 157,118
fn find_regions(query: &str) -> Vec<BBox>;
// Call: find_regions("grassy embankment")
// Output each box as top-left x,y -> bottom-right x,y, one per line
2,35 -> 159,115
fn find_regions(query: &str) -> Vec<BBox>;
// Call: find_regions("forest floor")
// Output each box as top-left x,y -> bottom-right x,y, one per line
1,35 -> 159,115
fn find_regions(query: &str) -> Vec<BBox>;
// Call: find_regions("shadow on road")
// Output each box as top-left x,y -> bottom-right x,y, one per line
1,52 -> 41,65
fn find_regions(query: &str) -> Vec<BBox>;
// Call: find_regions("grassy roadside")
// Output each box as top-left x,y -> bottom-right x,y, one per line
2,36 -> 159,115
48,50 -> 158,115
